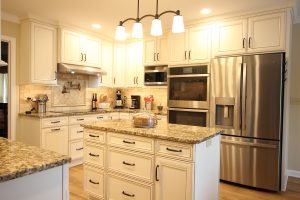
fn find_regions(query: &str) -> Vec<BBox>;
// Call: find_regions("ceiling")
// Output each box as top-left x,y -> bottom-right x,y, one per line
1,0 -> 294,39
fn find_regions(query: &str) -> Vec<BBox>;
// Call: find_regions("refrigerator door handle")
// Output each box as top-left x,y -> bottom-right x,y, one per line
242,63 -> 247,131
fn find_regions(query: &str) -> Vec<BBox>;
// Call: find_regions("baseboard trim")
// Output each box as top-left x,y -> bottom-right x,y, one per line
287,169 -> 300,178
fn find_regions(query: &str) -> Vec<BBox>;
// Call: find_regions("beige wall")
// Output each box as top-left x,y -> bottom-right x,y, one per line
288,23 -> 300,172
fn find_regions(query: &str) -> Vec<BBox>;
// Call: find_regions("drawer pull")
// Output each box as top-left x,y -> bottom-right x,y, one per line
51,121 -> 60,124
166,147 -> 182,153
77,119 -> 84,121
77,131 -> 84,133
51,128 -> 61,132
123,140 -> 135,145
76,147 -> 84,151
122,191 -> 135,197
89,153 -> 99,157
89,134 -> 99,138
122,161 -> 135,166
89,179 -> 99,185
97,116 -> 104,119
155,165 -> 160,181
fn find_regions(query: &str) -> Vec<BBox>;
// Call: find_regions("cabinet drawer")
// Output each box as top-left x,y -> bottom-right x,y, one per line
84,144 -> 104,167
107,148 -> 153,182
107,175 -> 152,200
69,125 -> 84,140
84,129 -> 105,144
88,114 -> 110,122
70,140 -> 84,160
41,117 -> 68,128
156,140 -> 193,160
84,166 -> 104,199
69,115 -> 90,125
107,132 -> 154,153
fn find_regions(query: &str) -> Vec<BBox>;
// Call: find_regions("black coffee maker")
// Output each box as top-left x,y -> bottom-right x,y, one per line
130,95 -> 140,109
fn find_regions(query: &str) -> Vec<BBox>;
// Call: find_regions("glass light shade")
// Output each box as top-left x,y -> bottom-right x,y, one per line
132,22 -> 143,38
172,15 -> 185,33
115,25 -> 126,41
150,18 -> 163,36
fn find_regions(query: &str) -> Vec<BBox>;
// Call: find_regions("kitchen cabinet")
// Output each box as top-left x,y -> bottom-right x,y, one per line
213,12 -> 286,56
20,20 -> 57,85
144,37 -> 168,65
42,126 -> 68,155
125,41 -> 143,87
100,41 -> 113,87
113,44 -> 126,87
168,25 -> 212,65
59,29 -> 101,68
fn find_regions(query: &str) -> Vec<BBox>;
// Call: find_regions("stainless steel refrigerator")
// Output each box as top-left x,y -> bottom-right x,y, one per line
210,53 -> 285,191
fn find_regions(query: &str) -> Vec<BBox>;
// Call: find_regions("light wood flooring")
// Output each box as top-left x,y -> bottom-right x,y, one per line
70,165 -> 300,200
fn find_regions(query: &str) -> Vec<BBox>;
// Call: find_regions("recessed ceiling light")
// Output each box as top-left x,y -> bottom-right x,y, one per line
92,24 -> 102,29
201,8 -> 211,15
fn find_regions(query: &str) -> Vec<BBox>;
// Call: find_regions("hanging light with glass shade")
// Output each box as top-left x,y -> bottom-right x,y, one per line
115,0 -> 185,40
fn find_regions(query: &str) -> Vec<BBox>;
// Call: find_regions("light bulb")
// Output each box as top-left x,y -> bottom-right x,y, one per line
151,18 -> 163,36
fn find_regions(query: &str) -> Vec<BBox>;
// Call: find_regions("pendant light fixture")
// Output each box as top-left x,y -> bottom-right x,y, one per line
115,0 -> 184,40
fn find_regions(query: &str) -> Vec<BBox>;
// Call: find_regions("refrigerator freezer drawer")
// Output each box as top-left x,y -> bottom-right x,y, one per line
220,136 -> 280,191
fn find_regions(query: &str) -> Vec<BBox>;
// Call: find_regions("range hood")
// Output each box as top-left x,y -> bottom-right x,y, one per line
57,63 -> 107,76
0,60 -> 8,67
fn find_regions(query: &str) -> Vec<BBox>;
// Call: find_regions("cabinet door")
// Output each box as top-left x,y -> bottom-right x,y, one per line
155,157 -> 193,200
188,26 -> 211,63
101,41 -> 113,86
61,30 -> 82,64
247,12 -> 286,53
144,39 -> 156,65
32,23 -> 57,84
168,32 -> 186,64
42,126 -> 68,155
135,42 -> 144,87
213,19 -> 247,56
82,36 -> 101,67
156,37 -> 168,65
113,44 -> 126,87
126,43 -> 138,87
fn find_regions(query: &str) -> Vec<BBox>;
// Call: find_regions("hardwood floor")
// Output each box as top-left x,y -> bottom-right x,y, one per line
70,165 -> 300,200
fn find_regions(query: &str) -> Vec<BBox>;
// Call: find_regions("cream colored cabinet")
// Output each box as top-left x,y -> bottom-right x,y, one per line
20,20 -> 57,85
113,44 -> 126,87
213,12 -> 286,56
84,165 -> 104,199
42,126 -> 68,155
168,25 -> 212,64
126,41 -> 143,87
59,29 -> 101,68
100,41 -> 113,87
144,37 -> 168,65
155,157 -> 193,200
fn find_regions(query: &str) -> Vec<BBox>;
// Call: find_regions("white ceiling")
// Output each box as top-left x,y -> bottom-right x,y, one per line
1,0 -> 294,39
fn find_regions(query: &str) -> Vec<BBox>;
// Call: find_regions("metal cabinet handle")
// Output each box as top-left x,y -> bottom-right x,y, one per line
248,37 -> 252,48
114,77 -> 116,84
242,38 -> 246,48
123,140 -> 135,144
166,147 -> 182,153
84,53 -> 87,62
154,53 -> 156,61
122,161 -> 135,166
54,71 -> 57,80
184,51 -> 187,60
155,165 -> 159,181
189,50 -> 191,60
51,128 -> 61,132
134,77 -> 136,84
157,53 -> 159,61
89,153 -> 99,157
76,147 -> 83,151
77,118 -> 84,121
77,130 -> 84,133
89,134 -> 99,138
89,179 -> 99,185
122,191 -> 135,197
97,116 -> 104,119
136,77 -> 138,85
51,121 -> 60,124
80,53 -> 83,61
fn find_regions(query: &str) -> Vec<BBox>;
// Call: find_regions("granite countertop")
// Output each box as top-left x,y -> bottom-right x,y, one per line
82,120 -> 223,144
0,137 -> 71,182
19,108 -> 167,118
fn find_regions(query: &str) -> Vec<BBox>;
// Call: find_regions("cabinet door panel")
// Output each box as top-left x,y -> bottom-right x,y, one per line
168,32 -> 186,64
157,37 -> 168,64
144,39 -> 156,65
101,41 -> 113,86
62,31 -> 81,64
83,37 -> 101,67
248,12 -> 285,52
214,19 -> 247,56
42,126 -> 68,155
155,157 -> 193,200
126,43 -> 138,87
113,45 -> 126,87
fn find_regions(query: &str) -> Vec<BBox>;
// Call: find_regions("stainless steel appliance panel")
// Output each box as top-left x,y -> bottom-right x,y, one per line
221,136 -> 280,191
242,54 -> 284,140
168,108 -> 209,127
210,56 -> 242,136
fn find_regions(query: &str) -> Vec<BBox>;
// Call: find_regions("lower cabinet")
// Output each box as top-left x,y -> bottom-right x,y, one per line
41,126 -> 69,155
84,165 -> 105,200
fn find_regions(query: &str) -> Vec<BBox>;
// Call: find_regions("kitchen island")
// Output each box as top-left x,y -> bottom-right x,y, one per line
82,120 -> 222,200
0,137 -> 70,200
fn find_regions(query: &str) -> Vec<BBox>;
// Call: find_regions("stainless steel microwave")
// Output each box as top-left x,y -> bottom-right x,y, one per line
144,65 -> 167,86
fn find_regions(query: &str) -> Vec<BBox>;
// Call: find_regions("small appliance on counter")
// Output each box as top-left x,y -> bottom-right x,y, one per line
27,94 -> 49,113
115,90 -> 126,108
130,95 -> 141,109
91,93 -> 97,110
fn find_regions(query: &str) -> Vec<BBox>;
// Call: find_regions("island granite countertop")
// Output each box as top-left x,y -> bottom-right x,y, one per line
82,119 -> 223,144
0,137 -> 71,182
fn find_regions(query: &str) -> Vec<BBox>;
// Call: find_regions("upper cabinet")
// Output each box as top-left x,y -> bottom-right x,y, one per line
59,29 -> 101,68
112,44 -> 126,87
126,41 -> 143,87
101,41 -> 114,87
213,11 -> 286,56
144,37 -> 168,66
168,25 -> 212,65
20,20 -> 57,85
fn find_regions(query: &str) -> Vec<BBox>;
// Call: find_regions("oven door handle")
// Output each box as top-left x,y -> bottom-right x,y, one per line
168,108 -> 209,113
168,74 -> 209,78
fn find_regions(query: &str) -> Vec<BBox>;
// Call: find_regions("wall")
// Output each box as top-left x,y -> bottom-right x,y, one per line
288,22 -> 300,173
